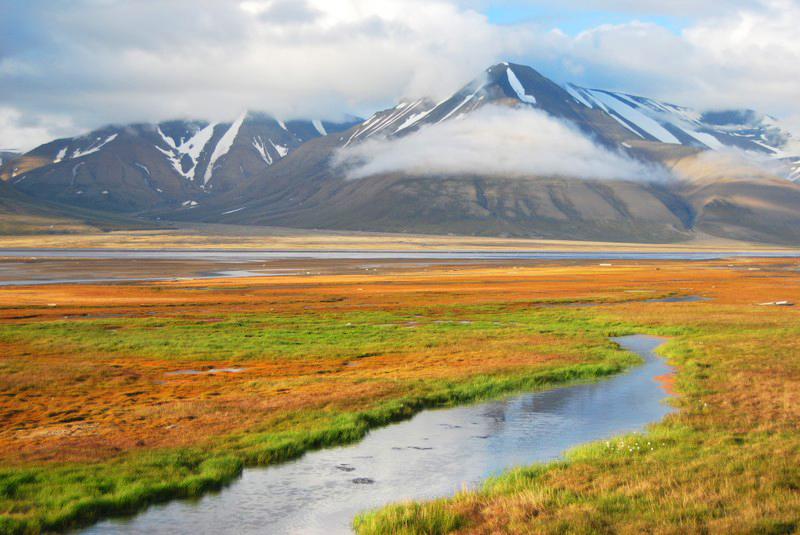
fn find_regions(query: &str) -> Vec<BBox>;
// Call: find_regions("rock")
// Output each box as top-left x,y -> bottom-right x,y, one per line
336,464 -> 356,472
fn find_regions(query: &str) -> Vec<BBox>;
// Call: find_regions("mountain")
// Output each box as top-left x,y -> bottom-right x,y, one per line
0,174 -> 154,234
4,61 -> 800,244
0,151 -> 19,168
159,62 -> 800,245
338,62 -> 635,148
565,86 -> 800,175
0,113 -> 360,212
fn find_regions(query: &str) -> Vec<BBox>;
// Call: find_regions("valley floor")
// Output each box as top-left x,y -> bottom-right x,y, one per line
0,224 -> 795,252
0,257 -> 798,533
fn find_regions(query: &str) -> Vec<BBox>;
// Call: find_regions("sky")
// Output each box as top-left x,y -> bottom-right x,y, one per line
1,0 -> 799,151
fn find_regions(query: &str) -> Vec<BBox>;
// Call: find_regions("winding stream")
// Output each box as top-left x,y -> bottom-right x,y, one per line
81,335 -> 674,534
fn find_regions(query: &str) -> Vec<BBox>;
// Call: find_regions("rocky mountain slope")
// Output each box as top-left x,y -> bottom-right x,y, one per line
159,63 -> 800,244
0,176 -> 151,234
0,152 -> 19,168
0,114 -> 359,212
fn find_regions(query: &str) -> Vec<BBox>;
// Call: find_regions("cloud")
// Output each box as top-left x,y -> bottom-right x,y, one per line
1,0 -> 800,153
530,0 -> 800,115
0,107 -> 78,151
461,0 -> 756,17
334,105 -> 668,181
1,0 -> 536,150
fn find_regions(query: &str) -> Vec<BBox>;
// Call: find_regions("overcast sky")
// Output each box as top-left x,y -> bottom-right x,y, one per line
2,0 -> 799,150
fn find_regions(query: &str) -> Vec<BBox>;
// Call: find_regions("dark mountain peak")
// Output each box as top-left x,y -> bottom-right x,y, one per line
485,61 -> 544,78
0,151 -> 20,168
481,62 -> 557,102
700,109 -> 762,127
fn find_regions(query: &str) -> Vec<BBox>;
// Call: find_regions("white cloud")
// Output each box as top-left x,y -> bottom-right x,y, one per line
0,108 -> 77,151
334,105 -> 668,181
462,0 -> 756,17
2,0 -> 539,150
2,0 -> 800,152
539,0 -> 800,115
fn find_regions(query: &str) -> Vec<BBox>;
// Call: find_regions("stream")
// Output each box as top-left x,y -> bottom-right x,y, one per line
81,335 -> 675,534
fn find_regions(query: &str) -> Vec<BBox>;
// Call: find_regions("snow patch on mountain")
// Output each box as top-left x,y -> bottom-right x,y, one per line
133,163 -> 150,176
343,100 -> 437,147
70,162 -> 84,186
270,140 -> 288,157
252,137 -> 273,164
396,107 -> 433,133
312,120 -> 327,136
53,147 -> 68,164
204,112 -> 246,184
179,123 -> 216,163
222,207 -> 246,215
72,134 -> 118,159
506,67 -> 537,105
155,145 -> 189,179
564,84 -> 593,108
440,90 -> 481,122
157,127 -> 178,150
155,122 -> 218,181
587,91 -> 681,144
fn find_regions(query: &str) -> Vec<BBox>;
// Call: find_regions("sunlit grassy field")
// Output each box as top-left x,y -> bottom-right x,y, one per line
354,264 -> 800,535
0,259 -> 798,533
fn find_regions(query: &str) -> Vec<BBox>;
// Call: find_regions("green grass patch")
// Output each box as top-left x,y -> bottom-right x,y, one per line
352,309 -> 800,534
0,302 -> 667,534
0,293 -> 766,534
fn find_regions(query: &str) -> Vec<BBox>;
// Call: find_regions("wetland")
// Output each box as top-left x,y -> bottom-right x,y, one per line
0,255 -> 799,534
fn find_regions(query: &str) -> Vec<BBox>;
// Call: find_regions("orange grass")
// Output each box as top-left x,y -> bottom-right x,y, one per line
1,257 -> 799,533
0,258 -> 790,463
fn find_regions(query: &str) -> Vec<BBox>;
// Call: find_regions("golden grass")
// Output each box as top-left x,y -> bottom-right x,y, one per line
0,225 -> 795,250
1,257 -> 800,533
354,259 -> 800,535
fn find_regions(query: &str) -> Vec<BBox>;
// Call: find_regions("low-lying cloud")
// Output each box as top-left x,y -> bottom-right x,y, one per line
334,105 -> 668,182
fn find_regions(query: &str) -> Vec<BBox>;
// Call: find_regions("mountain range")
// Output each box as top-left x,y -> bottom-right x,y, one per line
3,62 -> 800,244
0,114 -> 360,212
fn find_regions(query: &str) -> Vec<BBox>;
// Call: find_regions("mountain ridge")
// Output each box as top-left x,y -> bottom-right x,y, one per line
158,62 -> 800,244
0,112 -> 361,212
4,61 -> 800,244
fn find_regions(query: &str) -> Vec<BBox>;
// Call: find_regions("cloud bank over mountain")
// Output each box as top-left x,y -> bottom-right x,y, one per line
334,105 -> 667,181
2,0 -> 799,150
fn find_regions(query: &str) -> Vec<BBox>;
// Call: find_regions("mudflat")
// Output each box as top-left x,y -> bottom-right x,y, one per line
0,223 -> 797,251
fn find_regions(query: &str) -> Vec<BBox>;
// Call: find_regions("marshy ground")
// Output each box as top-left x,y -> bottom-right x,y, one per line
0,256 -> 799,533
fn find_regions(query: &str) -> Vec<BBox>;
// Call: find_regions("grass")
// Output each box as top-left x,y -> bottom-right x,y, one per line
353,286 -> 800,533
0,310 -> 643,534
0,259 -> 797,533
